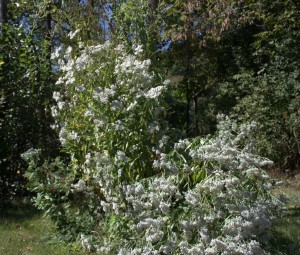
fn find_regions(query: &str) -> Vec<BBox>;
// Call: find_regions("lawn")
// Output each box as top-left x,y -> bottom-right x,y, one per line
0,199 -> 88,255
1,174 -> 300,255
268,174 -> 300,255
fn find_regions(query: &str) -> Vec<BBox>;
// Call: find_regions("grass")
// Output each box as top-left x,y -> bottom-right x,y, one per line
0,199 -> 88,255
1,175 -> 300,255
268,174 -> 300,255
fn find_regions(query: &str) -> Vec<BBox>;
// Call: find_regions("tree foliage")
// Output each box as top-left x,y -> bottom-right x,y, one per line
220,0 -> 300,168
0,1 -> 58,198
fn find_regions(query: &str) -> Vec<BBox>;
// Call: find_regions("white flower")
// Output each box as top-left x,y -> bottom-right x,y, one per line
70,131 -> 79,141
51,106 -> 59,117
133,44 -> 143,55
165,161 -> 179,174
174,139 -> 187,150
78,41 -> 84,49
75,85 -> 85,92
93,87 -> 115,104
68,29 -> 80,39
163,79 -> 170,86
112,202 -> 121,214
72,179 -> 86,191
84,153 -> 91,165
84,110 -> 93,117
126,101 -> 137,111
59,127 -> 67,145
148,121 -> 160,133
75,52 -> 91,70
94,119 -> 105,127
53,91 -> 61,101
119,55 -> 135,72
159,201 -> 169,214
51,47 -> 61,59
134,183 -> 144,196
118,168 -> 122,177
57,101 -> 65,110
115,150 -> 129,162
159,241 -> 176,254
146,229 -> 164,243
149,192 -> 160,207
113,120 -> 125,131
100,200 -> 110,212
66,46 -> 72,55
114,44 -> 124,51
21,148 -> 40,161
111,100 -> 123,111
144,86 -> 164,99
159,135 -> 169,148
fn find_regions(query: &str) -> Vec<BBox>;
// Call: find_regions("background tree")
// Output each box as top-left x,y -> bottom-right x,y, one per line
0,1 -> 58,199
152,0 -> 244,135
220,0 -> 300,169
0,0 -> 7,27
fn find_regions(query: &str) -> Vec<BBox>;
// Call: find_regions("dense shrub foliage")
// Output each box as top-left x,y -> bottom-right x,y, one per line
24,43 -> 284,254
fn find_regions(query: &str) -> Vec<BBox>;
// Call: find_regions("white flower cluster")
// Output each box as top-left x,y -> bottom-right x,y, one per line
190,115 -> 273,172
51,42 -> 169,150
21,148 -> 41,162
110,118 -> 283,255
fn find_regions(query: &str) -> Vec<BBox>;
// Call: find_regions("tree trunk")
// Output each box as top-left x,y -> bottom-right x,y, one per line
37,1 -> 52,149
148,0 -> 159,11
147,0 -> 160,58
0,0 -> 7,26
184,0 -> 194,136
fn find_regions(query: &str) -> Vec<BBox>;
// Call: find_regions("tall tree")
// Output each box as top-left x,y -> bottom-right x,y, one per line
155,0 -> 240,135
0,1 -> 59,199
224,0 -> 300,169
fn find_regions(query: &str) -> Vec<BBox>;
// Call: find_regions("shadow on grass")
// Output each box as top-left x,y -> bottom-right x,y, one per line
0,198 -> 41,223
287,206 -> 300,217
268,207 -> 300,255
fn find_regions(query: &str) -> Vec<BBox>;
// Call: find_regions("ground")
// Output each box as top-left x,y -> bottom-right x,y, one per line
0,200 -> 88,255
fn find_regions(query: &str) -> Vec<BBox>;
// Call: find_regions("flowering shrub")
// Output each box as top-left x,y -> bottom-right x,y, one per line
24,41 -> 284,254
90,116 -> 284,254
25,42 -> 171,238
